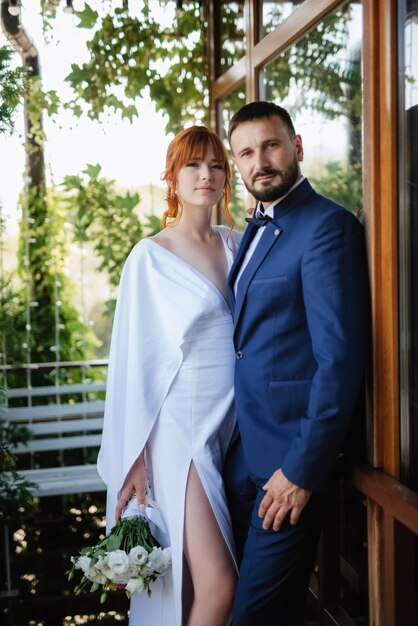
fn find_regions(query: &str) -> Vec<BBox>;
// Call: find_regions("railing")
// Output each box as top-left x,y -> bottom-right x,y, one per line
0,360 -> 108,497
308,464 -> 418,626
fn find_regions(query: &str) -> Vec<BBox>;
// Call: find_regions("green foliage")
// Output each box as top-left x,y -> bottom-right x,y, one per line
0,45 -> 28,135
264,10 -> 361,126
0,416 -> 37,525
0,47 -> 95,373
65,2 -> 207,133
142,213 -> 162,237
218,1 -> 246,72
15,185 -> 98,372
74,2 -> 99,29
62,164 -> 145,290
310,160 -> 363,218
0,210 -> 28,377
25,76 -> 60,153
0,274 -> 27,369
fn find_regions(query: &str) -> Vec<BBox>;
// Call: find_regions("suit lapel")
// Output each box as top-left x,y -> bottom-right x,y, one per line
227,224 -> 257,311
233,222 -> 282,328
230,178 -> 315,330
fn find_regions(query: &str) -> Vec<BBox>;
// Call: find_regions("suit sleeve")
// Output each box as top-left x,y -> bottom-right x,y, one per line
281,208 -> 370,492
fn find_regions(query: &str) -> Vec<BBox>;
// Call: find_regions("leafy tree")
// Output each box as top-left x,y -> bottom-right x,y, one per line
0,418 -> 37,526
0,274 -> 27,380
63,164 -> 143,286
310,160 -> 363,218
0,382 -> 37,527
14,184 -> 99,377
0,45 -> 28,135
0,42 -> 97,378
62,164 -> 151,316
262,6 -> 362,167
65,2 -> 207,134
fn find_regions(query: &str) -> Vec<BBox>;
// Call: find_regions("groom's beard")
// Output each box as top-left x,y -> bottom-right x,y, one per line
244,155 -> 300,202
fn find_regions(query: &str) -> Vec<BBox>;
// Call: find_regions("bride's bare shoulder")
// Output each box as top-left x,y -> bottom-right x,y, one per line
148,230 -> 175,251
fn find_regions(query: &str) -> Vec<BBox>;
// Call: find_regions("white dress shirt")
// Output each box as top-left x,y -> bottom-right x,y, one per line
234,176 -> 305,297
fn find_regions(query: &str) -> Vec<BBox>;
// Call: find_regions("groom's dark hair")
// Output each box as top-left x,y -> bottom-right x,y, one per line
228,101 -> 296,145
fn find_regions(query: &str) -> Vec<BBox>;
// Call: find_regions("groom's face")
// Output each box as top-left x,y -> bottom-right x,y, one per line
230,115 -> 303,207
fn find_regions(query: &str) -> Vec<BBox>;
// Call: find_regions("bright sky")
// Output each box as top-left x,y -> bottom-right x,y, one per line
0,1 -> 174,234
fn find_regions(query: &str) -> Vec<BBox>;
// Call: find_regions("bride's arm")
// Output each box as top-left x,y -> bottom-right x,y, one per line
115,450 -> 148,523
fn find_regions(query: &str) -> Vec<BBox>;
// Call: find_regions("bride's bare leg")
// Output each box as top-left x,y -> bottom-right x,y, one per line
183,462 -> 237,626
182,554 -> 194,625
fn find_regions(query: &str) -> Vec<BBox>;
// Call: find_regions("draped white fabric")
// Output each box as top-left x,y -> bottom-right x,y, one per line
97,226 -> 241,625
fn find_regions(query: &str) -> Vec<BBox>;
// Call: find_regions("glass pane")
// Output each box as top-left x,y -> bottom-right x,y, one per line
219,1 -> 246,75
217,85 -> 248,230
400,0 -> 418,489
259,0 -> 302,40
260,3 -> 363,217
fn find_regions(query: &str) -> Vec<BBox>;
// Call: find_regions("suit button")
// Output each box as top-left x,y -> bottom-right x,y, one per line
236,351 -> 243,359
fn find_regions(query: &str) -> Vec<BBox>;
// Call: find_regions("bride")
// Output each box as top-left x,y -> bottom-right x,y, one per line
98,125 -> 242,625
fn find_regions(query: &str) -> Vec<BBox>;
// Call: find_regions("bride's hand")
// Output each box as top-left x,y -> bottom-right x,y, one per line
115,451 -> 148,523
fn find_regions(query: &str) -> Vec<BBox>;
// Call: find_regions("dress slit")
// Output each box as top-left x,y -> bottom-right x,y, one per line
186,460 -> 237,573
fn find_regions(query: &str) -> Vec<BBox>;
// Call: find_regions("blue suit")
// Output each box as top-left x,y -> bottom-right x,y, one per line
225,179 -> 369,625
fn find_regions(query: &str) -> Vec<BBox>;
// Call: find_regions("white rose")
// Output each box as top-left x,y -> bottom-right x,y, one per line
75,555 -> 91,574
129,546 -> 149,567
107,550 -> 130,576
109,565 -> 137,585
161,547 -> 172,574
86,565 -> 107,585
94,555 -> 112,578
126,576 -> 145,595
143,548 -> 168,576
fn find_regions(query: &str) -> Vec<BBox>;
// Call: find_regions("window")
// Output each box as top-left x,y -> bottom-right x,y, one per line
219,1 -> 246,75
258,0 -> 302,40
400,0 -> 418,490
260,3 -> 363,216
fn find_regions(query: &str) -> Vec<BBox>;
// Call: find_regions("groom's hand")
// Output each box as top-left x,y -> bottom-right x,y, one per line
258,468 -> 311,531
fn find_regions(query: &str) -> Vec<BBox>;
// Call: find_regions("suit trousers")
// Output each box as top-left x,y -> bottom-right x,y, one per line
225,436 -> 325,626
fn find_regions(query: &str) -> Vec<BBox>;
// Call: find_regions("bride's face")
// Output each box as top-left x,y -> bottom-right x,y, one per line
176,146 -> 226,212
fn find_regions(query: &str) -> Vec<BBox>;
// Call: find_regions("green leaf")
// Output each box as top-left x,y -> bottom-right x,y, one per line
84,163 -> 102,179
105,533 -> 123,552
65,63 -> 89,87
74,3 -> 99,29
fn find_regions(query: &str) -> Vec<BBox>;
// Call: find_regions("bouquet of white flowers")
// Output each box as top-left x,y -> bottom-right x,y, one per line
67,500 -> 171,603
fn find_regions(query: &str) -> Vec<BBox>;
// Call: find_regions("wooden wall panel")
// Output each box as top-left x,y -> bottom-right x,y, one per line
362,0 -> 399,477
378,0 -> 399,478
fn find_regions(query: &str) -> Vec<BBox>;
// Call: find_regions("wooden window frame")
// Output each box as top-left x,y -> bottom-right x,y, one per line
207,1 -> 414,624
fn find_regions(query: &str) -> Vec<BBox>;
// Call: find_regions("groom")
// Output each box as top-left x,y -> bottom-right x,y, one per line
224,101 -> 369,625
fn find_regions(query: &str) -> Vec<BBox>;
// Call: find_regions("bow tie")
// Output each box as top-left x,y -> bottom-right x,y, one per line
245,214 -> 272,228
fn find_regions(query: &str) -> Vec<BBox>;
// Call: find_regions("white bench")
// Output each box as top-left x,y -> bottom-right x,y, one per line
1,382 -> 107,496
20,464 -> 105,498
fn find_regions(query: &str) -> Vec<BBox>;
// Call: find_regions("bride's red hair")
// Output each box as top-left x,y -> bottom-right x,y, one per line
161,125 -> 233,230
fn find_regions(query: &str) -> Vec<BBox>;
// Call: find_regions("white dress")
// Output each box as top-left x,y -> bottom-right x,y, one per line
97,225 -> 242,626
